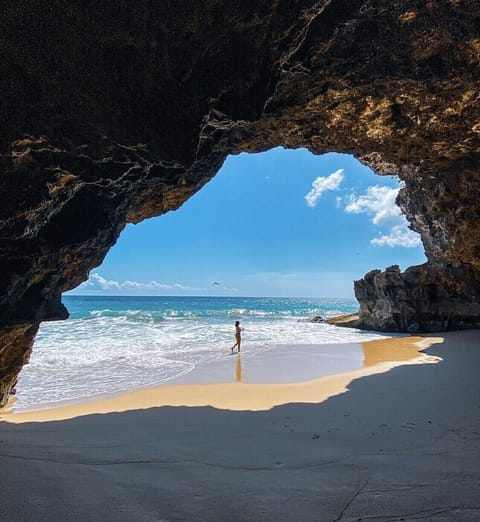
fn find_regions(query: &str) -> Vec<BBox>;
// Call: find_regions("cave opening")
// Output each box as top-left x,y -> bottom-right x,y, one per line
13,148 -> 427,411
1,3 -> 478,517
66,147 -> 426,298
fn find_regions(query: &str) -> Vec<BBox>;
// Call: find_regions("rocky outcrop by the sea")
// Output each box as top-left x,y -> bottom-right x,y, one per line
352,264 -> 480,333
0,1 -> 479,405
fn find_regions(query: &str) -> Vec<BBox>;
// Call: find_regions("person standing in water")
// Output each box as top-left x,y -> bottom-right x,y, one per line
231,320 -> 243,353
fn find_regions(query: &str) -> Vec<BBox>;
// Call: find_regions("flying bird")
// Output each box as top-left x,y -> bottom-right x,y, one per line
212,282 -> 220,286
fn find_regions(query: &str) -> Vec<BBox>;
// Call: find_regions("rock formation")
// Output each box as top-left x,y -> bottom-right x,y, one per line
353,264 -> 480,332
0,1 -> 479,405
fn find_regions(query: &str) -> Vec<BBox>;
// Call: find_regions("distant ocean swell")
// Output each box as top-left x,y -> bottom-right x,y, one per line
15,296 -> 394,411
87,306 -> 348,322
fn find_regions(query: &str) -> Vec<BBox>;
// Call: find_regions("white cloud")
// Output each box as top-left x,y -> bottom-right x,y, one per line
79,273 -> 122,291
371,225 -> 422,248
345,185 -> 401,227
74,273 -> 203,294
344,185 -> 422,248
305,169 -> 344,207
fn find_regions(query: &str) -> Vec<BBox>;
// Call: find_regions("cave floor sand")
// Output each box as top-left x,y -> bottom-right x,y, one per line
0,330 -> 479,521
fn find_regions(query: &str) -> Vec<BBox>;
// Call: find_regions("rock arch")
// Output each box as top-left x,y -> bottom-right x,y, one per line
1,1 -> 479,405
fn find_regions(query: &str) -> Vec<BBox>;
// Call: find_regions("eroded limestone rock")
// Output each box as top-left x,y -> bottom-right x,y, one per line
352,264 -> 480,332
0,1 -> 479,405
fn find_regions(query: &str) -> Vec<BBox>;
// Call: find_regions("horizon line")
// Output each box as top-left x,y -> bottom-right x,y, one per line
64,294 -> 358,300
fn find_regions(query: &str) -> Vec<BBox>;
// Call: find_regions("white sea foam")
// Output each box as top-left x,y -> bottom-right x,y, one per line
14,313 -> 398,411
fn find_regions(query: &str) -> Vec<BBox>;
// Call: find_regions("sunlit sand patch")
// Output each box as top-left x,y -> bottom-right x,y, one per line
1,336 -> 443,423
361,335 -> 443,367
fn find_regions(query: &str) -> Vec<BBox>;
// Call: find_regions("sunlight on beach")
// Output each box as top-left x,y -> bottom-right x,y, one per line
2,336 -> 444,423
361,335 -> 444,367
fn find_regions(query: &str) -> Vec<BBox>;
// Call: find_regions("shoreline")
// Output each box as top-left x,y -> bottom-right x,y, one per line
2,335 -> 443,423
1,330 -> 478,521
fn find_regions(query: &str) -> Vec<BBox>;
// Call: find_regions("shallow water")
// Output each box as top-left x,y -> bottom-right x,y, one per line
15,296 -> 398,410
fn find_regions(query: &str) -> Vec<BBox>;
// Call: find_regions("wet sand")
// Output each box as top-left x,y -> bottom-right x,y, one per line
4,336 -> 437,422
0,331 -> 479,521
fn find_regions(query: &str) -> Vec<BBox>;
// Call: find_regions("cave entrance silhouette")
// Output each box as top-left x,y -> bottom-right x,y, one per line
12,149 -> 427,411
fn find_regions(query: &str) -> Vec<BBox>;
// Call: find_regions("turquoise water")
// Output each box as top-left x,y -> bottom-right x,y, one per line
15,296 -> 392,410
65,295 -> 358,321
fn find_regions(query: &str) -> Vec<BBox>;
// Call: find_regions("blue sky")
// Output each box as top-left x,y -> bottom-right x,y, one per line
69,148 -> 426,298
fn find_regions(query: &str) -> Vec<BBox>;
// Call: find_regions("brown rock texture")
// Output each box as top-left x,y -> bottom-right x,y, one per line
352,264 -> 480,332
0,1 -> 479,405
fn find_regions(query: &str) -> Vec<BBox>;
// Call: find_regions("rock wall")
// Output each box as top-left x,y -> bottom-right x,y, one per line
0,1 -> 479,405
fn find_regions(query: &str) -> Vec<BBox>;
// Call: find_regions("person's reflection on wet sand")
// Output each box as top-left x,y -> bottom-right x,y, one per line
236,354 -> 242,383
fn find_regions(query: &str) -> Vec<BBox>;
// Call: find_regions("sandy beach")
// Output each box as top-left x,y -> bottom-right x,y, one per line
4,335 -> 437,422
0,331 -> 479,520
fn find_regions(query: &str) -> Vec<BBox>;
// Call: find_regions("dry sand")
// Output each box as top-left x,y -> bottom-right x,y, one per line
0,331 -> 479,521
4,335 -> 436,422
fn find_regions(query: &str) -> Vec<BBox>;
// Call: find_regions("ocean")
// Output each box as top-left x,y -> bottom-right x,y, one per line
15,295 -> 394,410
